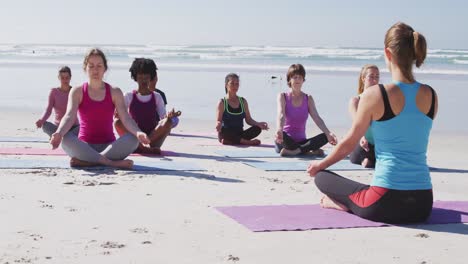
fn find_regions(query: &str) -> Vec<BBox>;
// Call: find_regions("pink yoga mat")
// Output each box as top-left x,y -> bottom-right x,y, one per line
0,147 -> 178,157
216,201 -> 468,232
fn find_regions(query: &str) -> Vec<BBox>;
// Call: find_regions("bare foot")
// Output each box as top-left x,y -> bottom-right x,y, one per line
221,138 -> 234,145
280,148 -> 301,156
361,158 -> 374,168
320,195 -> 349,211
108,159 -> 134,170
70,157 -> 99,167
310,148 -> 325,157
240,139 -> 261,145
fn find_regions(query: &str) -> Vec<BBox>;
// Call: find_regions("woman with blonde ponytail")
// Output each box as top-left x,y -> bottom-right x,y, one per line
348,64 -> 379,168
307,22 -> 438,224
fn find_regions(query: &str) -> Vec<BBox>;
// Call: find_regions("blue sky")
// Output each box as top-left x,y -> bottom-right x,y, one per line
1,0 -> 466,49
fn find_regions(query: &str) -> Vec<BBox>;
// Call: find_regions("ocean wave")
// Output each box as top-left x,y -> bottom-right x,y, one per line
2,58 -> 468,76
453,59 -> 468,65
2,44 -> 467,65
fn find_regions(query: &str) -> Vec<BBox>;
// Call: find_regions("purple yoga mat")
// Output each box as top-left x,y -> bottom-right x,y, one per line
216,201 -> 468,232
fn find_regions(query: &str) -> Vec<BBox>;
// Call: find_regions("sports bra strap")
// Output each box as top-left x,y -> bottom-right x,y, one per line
377,84 -> 396,121
427,85 -> 436,119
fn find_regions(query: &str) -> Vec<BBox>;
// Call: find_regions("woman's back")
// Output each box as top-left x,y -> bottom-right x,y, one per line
370,81 -> 436,190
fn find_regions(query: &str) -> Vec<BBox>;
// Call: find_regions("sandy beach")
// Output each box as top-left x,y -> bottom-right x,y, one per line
0,108 -> 467,264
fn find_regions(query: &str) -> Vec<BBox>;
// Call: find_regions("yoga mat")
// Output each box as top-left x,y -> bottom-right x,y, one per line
0,147 -> 179,157
0,136 -> 48,143
0,158 -> 204,171
215,149 -> 280,158
215,149 -> 327,158
216,201 -> 468,232
243,160 -> 368,171
200,143 -> 275,148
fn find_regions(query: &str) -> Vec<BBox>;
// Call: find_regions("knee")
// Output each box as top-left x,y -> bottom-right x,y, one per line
126,133 -> 139,150
349,152 -> 360,164
171,116 -> 179,128
253,126 -> 261,133
274,142 -> 282,153
158,118 -> 173,131
313,171 -> 329,191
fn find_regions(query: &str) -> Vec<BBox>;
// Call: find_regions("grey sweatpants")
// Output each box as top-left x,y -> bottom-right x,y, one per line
61,126 -> 139,163
42,121 -> 59,137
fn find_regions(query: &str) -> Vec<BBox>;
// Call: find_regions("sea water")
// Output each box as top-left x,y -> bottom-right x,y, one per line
0,44 -> 466,132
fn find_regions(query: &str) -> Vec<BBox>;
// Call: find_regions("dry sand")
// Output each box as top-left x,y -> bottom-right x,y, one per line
0,110 -> 467,264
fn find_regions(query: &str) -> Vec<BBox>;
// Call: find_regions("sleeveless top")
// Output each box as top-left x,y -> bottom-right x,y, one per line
283,92 -> 308,142
129,90 -> 160,135
371,81 -> 435,190
78,82 -> 116,144
222,96 -> 245,130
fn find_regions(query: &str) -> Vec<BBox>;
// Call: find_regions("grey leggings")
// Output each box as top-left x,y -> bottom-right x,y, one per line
61,126 -> 139,163
42,121 -> 59,137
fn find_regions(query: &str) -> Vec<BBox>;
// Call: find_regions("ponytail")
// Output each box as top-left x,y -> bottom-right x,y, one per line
413,31 -> 427,68
385,22 -> 427,82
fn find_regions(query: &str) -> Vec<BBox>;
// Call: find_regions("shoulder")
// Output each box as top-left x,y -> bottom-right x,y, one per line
359,84 -> 390,108
153,91 -> 163,100
49,88 -> 59,97
70,85 -> 83,95
277,92 -> 286,100
109,85 -> 124,95
419,83 -> 436,96
124,91 -> 133,100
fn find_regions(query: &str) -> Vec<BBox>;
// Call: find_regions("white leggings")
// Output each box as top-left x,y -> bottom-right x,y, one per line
61,126 -> 139,163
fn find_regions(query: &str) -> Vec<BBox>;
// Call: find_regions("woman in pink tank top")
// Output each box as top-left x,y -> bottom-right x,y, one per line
50,48 -> 150,170
35,66 -> 79,137
275,64 -> 338,156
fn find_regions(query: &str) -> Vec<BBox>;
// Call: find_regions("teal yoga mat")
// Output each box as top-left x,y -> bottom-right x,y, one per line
215,149 -> 327,158
0,136 -> 48,143
243,160 -> 369,171
0,158 -> 205,171
215,149 -> 279,158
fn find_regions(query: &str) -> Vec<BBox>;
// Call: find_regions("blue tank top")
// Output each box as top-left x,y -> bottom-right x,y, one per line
222,97 -> 245,130
371,81 -> 433,190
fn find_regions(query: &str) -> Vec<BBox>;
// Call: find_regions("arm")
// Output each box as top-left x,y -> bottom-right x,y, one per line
308,95 -> 337,144
112,87 -> 150,144
49,86 -> 81,149
216,99 -> 224,132
348,96 -> 359,120
244,98 -> 268,130
154,92 -> 167,119
348,96 -> 369,150
114,92 -> 131,120
36,89 -> 55,128
308,90 -> 376,176
276,93 -> 286,143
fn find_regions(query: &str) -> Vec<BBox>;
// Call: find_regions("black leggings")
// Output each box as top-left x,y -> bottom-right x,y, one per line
275,132 -> 328,154
314,170 -> 433,224
218,126 -> 261,145
349,143 -> 375,168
